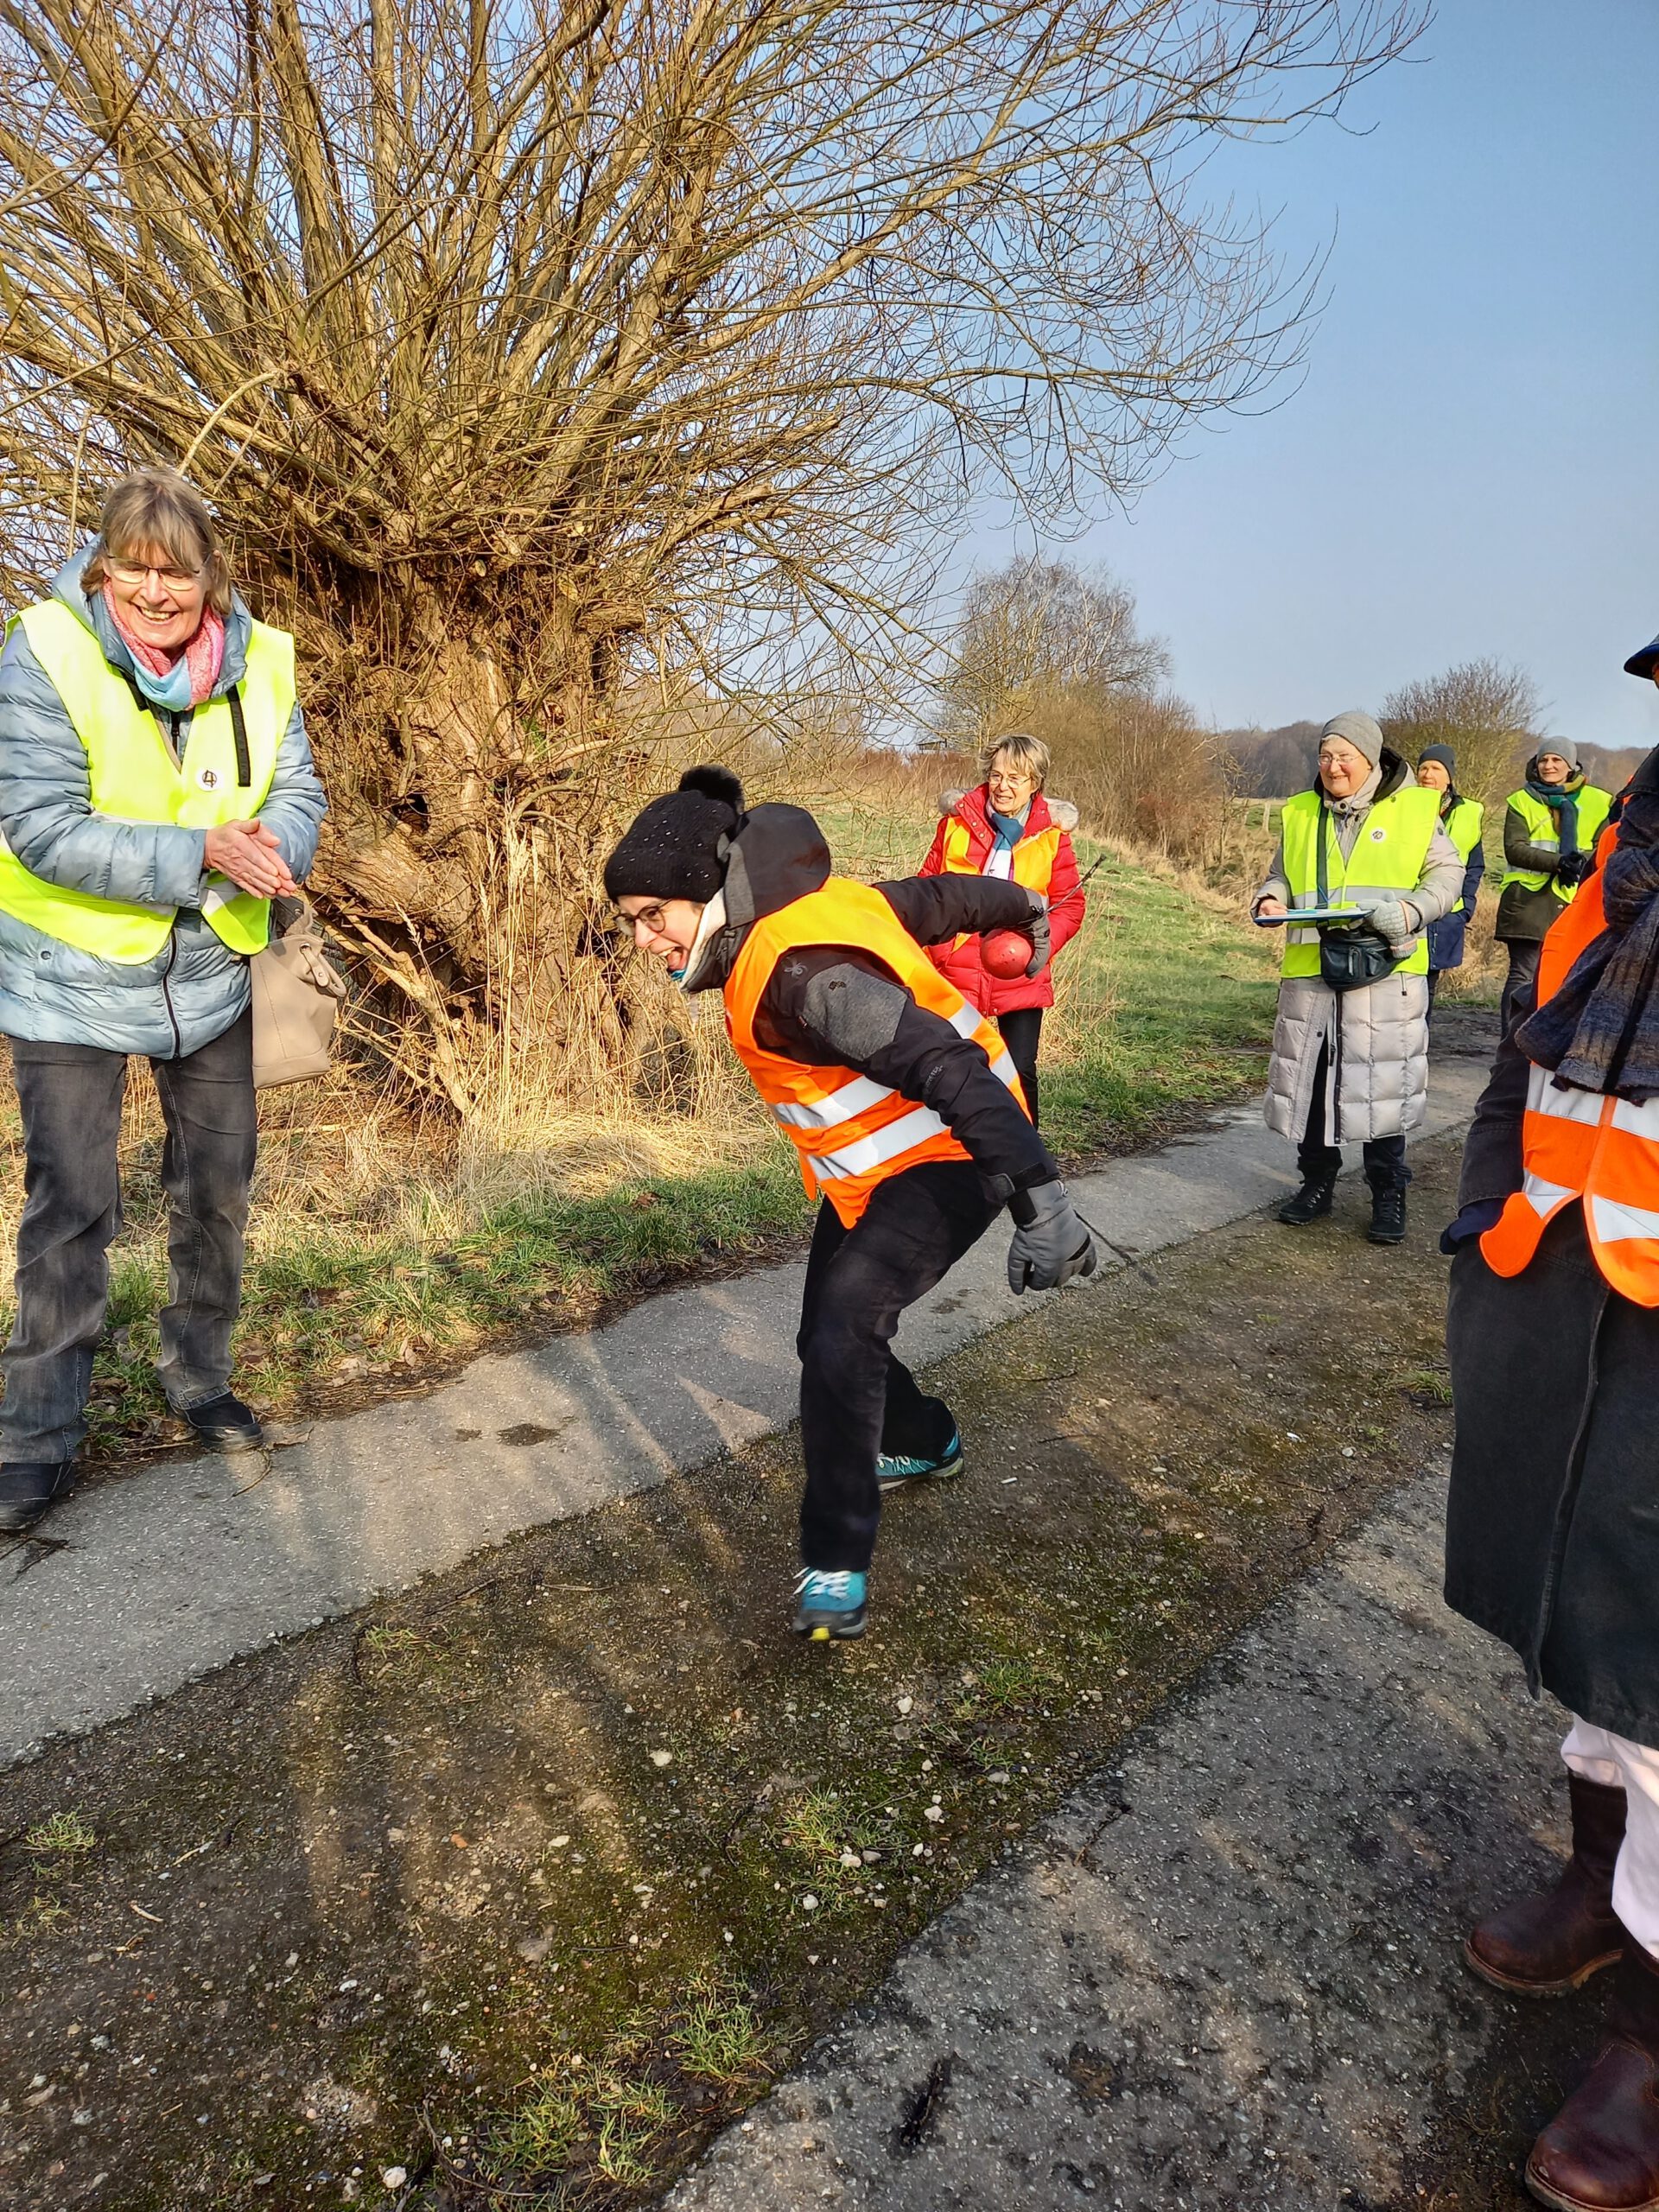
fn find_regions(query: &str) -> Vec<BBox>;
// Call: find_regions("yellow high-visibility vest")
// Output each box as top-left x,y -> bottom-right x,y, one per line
1278,785 -> 1442,978
1499,785 -> 1612,906
1443,798 -> 1484,912
0,600 -> 293,961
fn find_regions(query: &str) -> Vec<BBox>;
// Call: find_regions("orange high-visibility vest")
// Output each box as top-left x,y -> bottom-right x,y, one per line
724,878 -> 1028,1227
1480,814 -> 1659,1303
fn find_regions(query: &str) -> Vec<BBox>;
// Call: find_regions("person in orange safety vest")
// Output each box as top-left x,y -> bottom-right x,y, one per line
604,766 -> 1100,1642
1443,625 -> 1659,2212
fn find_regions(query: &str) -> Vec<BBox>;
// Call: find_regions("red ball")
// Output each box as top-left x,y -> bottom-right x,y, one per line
980,928 -> 1031,980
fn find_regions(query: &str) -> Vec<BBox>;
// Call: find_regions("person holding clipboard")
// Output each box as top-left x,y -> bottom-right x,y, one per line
1251,711 -> 1464,1243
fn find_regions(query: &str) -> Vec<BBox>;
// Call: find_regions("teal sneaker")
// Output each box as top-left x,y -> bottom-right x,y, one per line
792,1569 -> 868,1641
877,1431 -> 963,1493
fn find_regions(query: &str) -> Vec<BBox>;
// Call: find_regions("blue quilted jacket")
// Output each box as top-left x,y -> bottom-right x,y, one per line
0,549 -> 327,1055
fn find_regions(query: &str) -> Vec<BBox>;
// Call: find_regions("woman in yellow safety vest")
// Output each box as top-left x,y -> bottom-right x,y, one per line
1495,746 -> 1612,1035
605,766 -> 1097,1641
1443,624 -> 1659,2210
1414,744 -> 1484,1012
0,470 -> 326,1537
1252,710 -> 1464,1245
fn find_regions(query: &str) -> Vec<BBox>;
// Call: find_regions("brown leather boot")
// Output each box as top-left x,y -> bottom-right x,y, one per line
1526,1944 -> 1659,2210
1466,1774 -> 1627,1995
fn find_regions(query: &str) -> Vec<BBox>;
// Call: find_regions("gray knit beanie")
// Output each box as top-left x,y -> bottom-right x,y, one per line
1319,710 -> 1384,768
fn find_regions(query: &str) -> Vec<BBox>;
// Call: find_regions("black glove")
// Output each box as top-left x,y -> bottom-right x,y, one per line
1007,1179 -> 1097,1294
1555,849 -> 1592,887
1019,889 -> 1052,978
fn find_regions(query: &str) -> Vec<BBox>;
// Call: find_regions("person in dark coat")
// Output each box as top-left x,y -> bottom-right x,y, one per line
1414,743 -> 1485,1011
1443,626 -> 1659,2212
1495,747 -> 1612,1035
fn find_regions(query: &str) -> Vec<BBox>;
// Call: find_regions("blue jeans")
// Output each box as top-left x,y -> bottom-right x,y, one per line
0,1011 -> 256,1462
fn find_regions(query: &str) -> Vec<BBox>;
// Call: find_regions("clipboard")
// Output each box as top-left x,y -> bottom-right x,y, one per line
1253,906 -> 1369,928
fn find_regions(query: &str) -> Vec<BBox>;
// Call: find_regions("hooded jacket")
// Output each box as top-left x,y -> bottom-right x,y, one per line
0,548 -> 326,1056
681,802 -> 1057,1192
917,784 -> 1084,1014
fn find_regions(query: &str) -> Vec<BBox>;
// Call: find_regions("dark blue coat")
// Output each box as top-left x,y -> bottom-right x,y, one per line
1425,798 -> 1485,973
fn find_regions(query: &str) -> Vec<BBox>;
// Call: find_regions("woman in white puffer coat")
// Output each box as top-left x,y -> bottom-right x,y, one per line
1252,711 -> 1464,1245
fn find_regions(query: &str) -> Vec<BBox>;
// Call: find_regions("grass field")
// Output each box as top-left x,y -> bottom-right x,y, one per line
0,777 -> 1281,1454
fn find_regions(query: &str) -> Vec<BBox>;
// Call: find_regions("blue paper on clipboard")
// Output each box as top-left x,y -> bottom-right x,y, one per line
1253,905 -> 1369,927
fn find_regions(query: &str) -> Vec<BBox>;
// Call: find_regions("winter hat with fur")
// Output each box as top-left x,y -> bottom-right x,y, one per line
604,766 -> 744,903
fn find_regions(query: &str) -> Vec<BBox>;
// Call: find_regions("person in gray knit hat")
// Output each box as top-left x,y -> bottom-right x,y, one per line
1251,710 -> 1464,1243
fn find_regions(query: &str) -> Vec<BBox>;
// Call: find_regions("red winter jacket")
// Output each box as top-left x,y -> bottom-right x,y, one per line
917,784 -> 1084,1014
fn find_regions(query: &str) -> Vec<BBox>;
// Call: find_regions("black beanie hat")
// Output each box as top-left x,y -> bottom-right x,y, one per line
603,765 -> 744,904
1418,742 -> 1456,777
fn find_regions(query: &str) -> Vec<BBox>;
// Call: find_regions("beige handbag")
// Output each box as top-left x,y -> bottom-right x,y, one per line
251,899 -> 346,1088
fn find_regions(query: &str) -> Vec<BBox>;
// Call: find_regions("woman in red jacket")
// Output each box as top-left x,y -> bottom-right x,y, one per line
918,731 -> 1084,1128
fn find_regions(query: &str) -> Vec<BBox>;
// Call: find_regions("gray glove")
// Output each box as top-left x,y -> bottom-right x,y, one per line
1019,888 -> 1052,978
1007,1179 -> 1098,1294
1357,895 -> 1420,950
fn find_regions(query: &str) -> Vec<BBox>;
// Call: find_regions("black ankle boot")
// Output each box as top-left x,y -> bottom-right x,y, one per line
1279,1171 -> 1338,1226
1367,1183 -> 1408,1243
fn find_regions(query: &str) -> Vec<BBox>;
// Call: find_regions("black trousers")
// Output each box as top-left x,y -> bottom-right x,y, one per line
0,1011 -> 257,1463
996,1006 -> 1044,1129
1501,939 -> 1543,1038
795,1160 -> 999,1573
1297,1037 -> 1408,1192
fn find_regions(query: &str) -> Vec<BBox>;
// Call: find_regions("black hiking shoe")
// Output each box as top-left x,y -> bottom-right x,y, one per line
0,1460 -> 78,1535
1278,1172 -> 1338,1226
182,1392 -> 265,1453
1367,1185 -> 1408,1243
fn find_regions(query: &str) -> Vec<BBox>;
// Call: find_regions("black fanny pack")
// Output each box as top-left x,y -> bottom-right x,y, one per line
1315,800 -> 1403,995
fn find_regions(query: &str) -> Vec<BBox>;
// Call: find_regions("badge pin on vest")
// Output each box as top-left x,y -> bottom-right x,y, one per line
196,763 -> 223,792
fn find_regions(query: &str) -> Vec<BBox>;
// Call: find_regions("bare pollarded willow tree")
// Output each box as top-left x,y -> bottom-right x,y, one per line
1381,659 -> 1543,804
0,0 -> 1424,1107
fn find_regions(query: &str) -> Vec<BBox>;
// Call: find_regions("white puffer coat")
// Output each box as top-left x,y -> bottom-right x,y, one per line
1255,753 -> 1464,1146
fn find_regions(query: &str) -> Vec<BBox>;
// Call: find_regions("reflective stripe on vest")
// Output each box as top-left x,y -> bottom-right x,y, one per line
0,600 -> 294,963
1277,785 -> 1441,978
1498,785 -> 1612,903
724,879 -> 1027,1227
1479,833 -> 1659,1303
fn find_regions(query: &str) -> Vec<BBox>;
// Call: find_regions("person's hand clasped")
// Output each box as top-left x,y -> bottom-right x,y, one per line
1007,1180 -> 1099,1294
1020,888 -> 1052,978
203,819 -> 298,899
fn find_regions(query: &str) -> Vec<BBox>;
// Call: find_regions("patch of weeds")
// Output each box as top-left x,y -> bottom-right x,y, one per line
1406,1367 -> 1453,1405
776,1789 -> 884,1903
480,2057 -> 679,2193
957,1654 -> 1060,1718
26,1808 -> 97,1855
671,1976 -> 770,2084
15,1892 -> 70,1936
356,1624 -> 428,1679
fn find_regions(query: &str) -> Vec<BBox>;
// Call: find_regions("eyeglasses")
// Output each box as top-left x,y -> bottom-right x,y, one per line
106,559 -> 203,589
613,901 -> 669,937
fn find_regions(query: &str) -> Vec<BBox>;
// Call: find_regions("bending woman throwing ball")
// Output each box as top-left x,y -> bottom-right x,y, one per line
604,766 -> 1098,1641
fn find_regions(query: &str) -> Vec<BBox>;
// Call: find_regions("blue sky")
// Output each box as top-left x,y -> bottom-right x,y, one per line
964,0 -> 1658,750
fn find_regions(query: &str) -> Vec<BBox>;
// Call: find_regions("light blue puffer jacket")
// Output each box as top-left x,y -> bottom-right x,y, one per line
0,548 -> 327,1057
